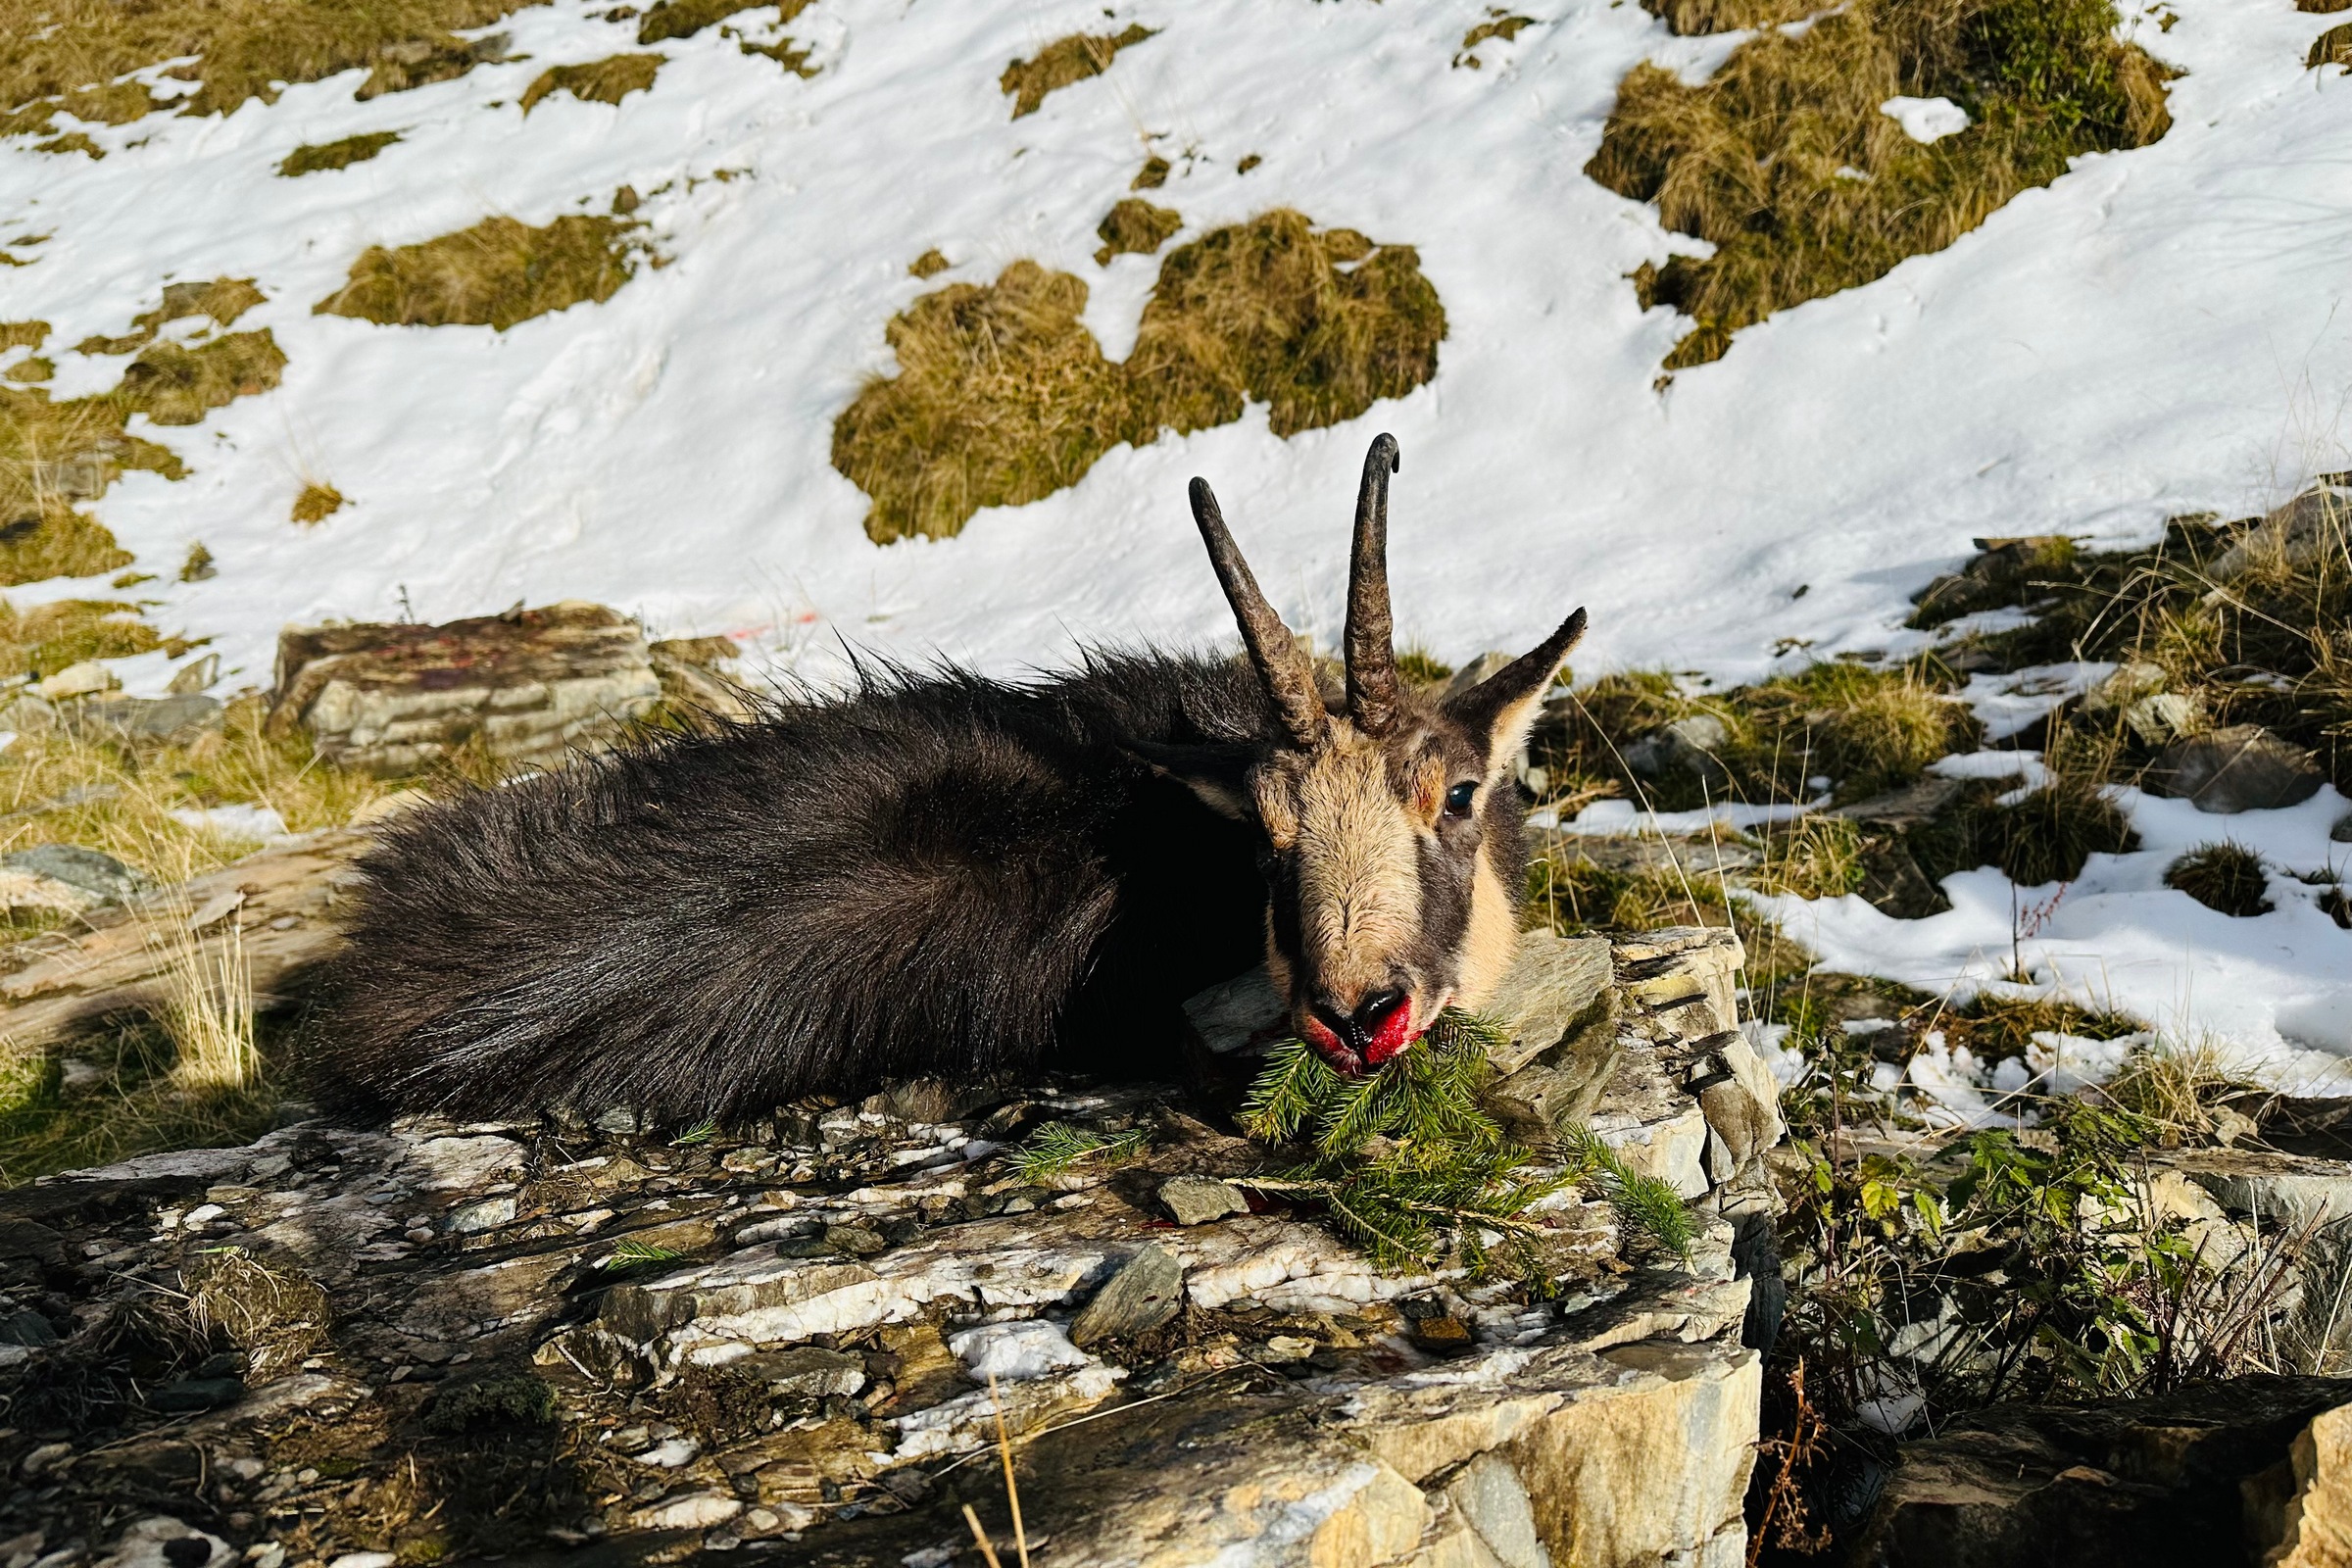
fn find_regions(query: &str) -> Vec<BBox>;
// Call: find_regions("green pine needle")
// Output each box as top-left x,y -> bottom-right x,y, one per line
1011,1121 -> 1148,1182
600,1238 -> 683,1270
668,1118 -> 716,1147
1557,1123 -> 1696,1263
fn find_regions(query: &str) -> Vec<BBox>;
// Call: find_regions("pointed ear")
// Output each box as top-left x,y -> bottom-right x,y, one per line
1125,740 -> 1259,820
1442,609 -> 1587,774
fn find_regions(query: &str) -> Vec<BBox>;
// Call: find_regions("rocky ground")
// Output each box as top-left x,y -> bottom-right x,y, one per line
0,927 -> 1779,1568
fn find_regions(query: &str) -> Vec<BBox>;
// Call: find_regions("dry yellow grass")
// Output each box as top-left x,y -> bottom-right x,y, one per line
0,322 -> 45,352
518,53 -> 662,114
1590,0 -> 2173,368
279,129 -> 401,176
1126,210 -> 1446,442
0,599 -> 161,679
315,210 -> 647,329
0,0 -> 542,137
1642,0 -> 1819,33
291,482 -> 346,525
908,248 -> 952,279
834,211 -> 1446,542
637,0 -> 808,44
1094,198 -> 1180,265
832,261 -> 1130,544
160,914 -> 258,1093
1001,25 -> 1154,118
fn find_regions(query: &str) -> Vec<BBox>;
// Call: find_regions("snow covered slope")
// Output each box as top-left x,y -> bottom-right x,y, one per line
8,0 -> 2348,692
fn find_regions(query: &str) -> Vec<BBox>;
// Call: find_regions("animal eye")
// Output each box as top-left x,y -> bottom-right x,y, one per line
1444,781 -> 1478,817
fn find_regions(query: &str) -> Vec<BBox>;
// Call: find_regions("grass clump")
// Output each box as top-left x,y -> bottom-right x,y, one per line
0,321 -> 45,351
636,0 -> 806,44
424,1365 -> 557,1433
315,210 -> 647,330
0,0 -> 539,138
836,211 -> 1446,542
1753,815 -> 1867,900
1642,0 -> 1818,30
518,53 -> 661,114
184,1249 -> 331,1382
278,130 -> 401,175
2164,841 -> 2271,917
907,248 -> 951,279
6,357 -> 53,384
832,261 -> 1130,543
1235,1013 -> 1694,1281
1000,24 -> 1154,118
1589,0 -> 2173,369
1094,198 -> 1181,265
1127,210 -> 1446,441
0,599 -> 160,678
1454,10 -> 1535,69
290,482 -> 345,525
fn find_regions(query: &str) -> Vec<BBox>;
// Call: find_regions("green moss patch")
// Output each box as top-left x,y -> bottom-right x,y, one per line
1001,24 -> 1154,118
1589,0 -> 2174,369
314,210 -> 648,329
278,130 -> 402,175
518,52 -> 662,113
833,210 -> 1446,543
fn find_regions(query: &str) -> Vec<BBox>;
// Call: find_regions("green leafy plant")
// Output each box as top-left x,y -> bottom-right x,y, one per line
599,1238 -> 682,1271
1233,1010 -> 1694,1284
1010,1121 -> 1147,1182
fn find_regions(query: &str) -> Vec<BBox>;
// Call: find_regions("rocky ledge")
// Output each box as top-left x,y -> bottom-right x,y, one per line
0,929 -> 1781,1568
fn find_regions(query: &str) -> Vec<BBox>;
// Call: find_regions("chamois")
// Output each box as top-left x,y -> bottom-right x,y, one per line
310,435 -> 1586,1122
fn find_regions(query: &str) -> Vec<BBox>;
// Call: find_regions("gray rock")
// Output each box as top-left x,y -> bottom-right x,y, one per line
2332,811 -> 2352,845
3,844 -> 149,904
167,653 -> 220,696
1624,713 -> 1732,789
730,1346 -> 865,1399
1826,773 -> 1970,828
448,1197 -> 517,1234
2145,724 -> 2324,813
1852,1375 -> 2352,1567
1158,1175 -> 1249,1226
2210,486 -> 2352,582
1478,931 -> 1616,1076
1180,965 -> 1287,1056
1069,1243 -> 1183,1347
1439,652 -> 1514,701
62,694 -> 223,743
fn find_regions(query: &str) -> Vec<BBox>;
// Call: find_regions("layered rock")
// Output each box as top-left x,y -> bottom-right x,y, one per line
0,929 -> 1781,1567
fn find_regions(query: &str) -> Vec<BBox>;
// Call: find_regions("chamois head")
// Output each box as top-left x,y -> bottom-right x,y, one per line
1180,434 -> 1586,1075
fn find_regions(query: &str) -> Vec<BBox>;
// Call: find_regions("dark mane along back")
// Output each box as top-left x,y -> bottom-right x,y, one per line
310,656 -> 1275,1123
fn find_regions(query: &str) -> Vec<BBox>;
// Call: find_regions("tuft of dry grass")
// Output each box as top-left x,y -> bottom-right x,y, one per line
160,912 -> 258,1093
6,357 -> 53,384
0,0 -> 542,138
1094,198 -> 1180,265
33,130 -> 102,158
0,321 -> 45,351
908,248 -> 951,279
184,1249 -> 332,1382
518,52 -> 662,114
2164,841 -> 2272,917
1589,0 -> 2173,368
291,482 -> 346,525
832,261 -> 1130,544
278,130 -> 401,175
1126,209 -> 1446,441
1454,10 -> 1535,69
0,599 -> 161,679
1642,0 -> 1819,33
1000,25 -> 1154,119
637,0 -> 806,44
315,209 -> 648,330
1753,815 -> 1867,900
834,212 -> 1446,542
1132,155 -> 1170,189
2312,23 -> 2352,70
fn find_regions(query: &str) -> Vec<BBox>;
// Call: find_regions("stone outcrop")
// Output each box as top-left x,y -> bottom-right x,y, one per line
1854,1376 -> 2352,1567
267,602 -> 662,776
0,929 -> 1781,1568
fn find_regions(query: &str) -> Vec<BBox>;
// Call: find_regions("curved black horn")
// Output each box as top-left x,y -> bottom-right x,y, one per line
1189,476 -> 1326,747
1345,433 -> 1402,735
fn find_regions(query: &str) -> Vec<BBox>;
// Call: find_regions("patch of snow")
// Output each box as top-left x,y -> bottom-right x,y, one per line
1956,662 -> 2116,742
946,1318 -> 1091,1382
1881,95 -> 1973,143
169,803 -> 290,841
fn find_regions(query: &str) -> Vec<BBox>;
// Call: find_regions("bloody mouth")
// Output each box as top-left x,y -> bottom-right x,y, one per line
1299,1001 -> 1420,1077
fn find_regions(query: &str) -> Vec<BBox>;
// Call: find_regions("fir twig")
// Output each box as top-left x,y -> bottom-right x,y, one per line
1011,1121 -> 1147,1182
1557,1122 -> 1696,1262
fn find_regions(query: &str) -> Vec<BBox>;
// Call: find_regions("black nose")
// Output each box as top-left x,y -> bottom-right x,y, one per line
1312,989 -> 1407,1051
